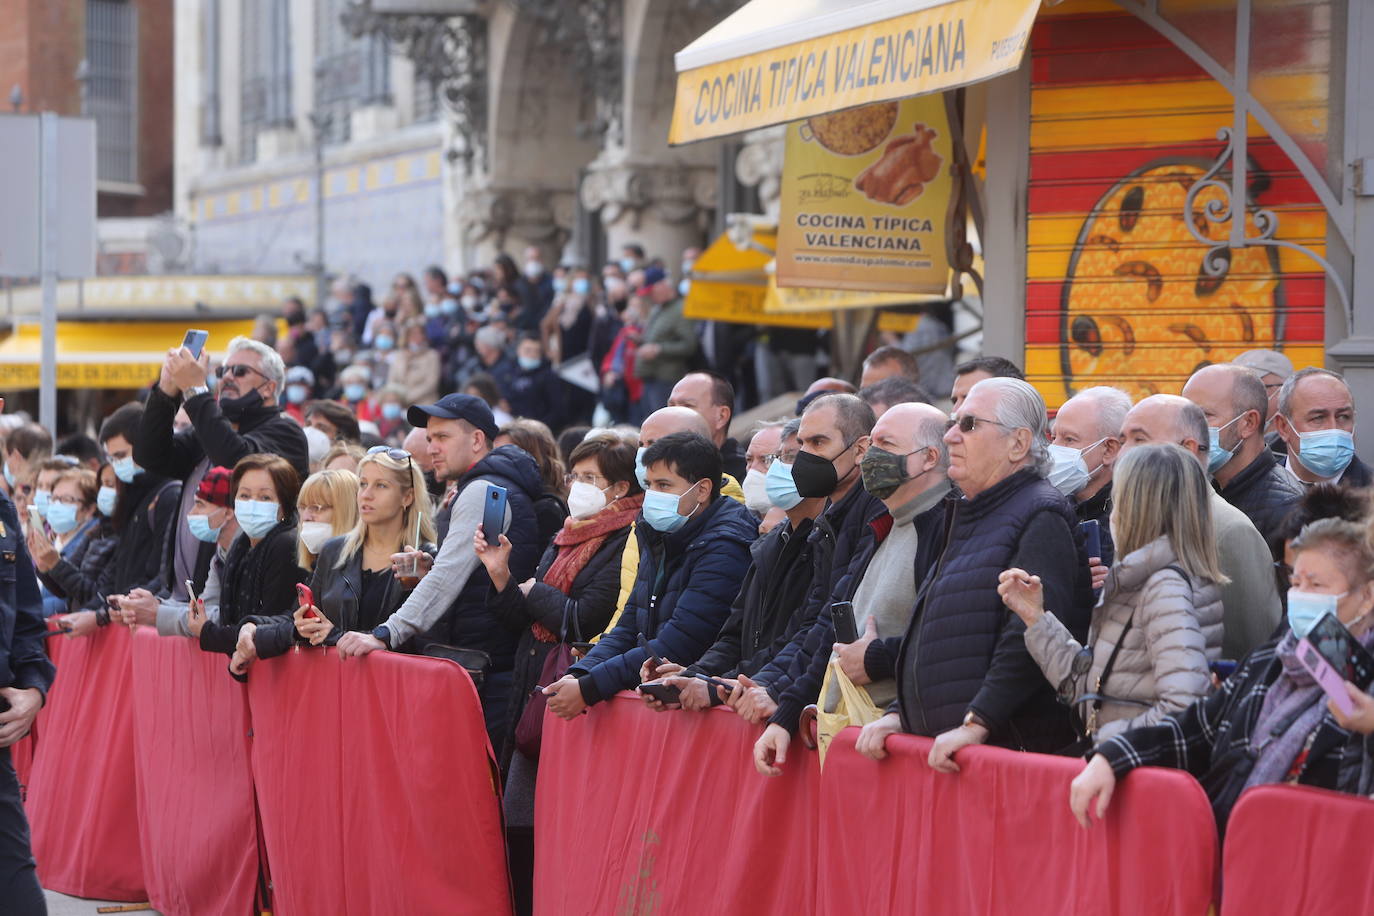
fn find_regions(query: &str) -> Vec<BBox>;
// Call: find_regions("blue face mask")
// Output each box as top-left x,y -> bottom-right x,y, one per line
642,481 -> 703,533
765,459 -> 804,510
1292,426 -> 1356,479
381,403 -> 403,421
374,334 -> 395,351
424,303 -> 442,318
553,277 -> 568,293
1286,589 -> 1343,639
441,298 -> 460,316
344,383 -> 367,402
112,456 -> 142,483
187,512 -> 222,544
518,356 -> 541,372
1206,413 -> 1244,475
619,257 -> 637,273
234,499 -> 281,539
286,384 -> 309,405
635,447 -> 649,489
572,277 -> 591,296
96,485 -> 117,517
678,278 -> 691,297
34,490 -> 51,519
46,501 -> 80,535
2,462 -> 13,489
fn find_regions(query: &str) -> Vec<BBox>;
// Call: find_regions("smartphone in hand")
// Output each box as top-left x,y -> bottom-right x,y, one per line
1079,519 -> 1101,561
1297,612 -> 1374,715
296,583 -> 318,618
831,600 -> 858,645
481,484 -> 509,542
182,329 -> 209,358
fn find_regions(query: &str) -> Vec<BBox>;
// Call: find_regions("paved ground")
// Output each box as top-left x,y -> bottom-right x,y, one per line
43,890 -> 161,915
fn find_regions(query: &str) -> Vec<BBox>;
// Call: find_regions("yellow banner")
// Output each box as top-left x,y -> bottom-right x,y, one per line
669,0 -> 1037,144
777,95 -> 954,293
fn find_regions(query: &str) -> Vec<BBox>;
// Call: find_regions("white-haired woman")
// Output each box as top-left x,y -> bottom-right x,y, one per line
999,443 -> 1226,744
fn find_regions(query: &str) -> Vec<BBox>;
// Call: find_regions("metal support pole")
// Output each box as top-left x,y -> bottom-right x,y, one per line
39,112 -> 58,434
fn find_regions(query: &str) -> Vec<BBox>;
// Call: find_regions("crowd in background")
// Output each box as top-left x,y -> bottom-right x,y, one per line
3,242 -> 1374,913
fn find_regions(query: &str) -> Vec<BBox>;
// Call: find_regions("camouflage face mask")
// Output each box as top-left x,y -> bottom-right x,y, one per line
860,445 -> 923,499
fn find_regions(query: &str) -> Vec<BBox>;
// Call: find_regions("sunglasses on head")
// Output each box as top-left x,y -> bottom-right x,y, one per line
366,445 -> 414,477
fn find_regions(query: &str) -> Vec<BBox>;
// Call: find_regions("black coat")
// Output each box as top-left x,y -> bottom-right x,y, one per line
1219,448 -> 1304,560
88,474 -> 181,608
199,522 -> 304,655
136,386 -> 311,481
40,518 -> 118,611
685,516 -> 817,680
531,492 -> 570,558
505,363 -> 565,430
1076,481 -> 1115,569
0,491 -> 56,696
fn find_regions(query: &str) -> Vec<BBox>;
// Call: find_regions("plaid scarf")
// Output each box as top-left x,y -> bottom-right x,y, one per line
530,494 -> 642,643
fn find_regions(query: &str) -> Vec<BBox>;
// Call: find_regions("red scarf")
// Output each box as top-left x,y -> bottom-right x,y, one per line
530,494 -> 643,642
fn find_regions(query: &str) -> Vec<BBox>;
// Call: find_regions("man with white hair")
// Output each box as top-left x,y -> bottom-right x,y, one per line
1047,386 -> 1131,568
455,324 -> 518,395
135,335 -> 309,604
857,378 -> 1094,767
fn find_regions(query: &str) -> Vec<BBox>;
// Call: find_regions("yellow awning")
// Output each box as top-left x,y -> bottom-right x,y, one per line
0,319 -> 261,389
683,229 -> 920,331
670,0 -> 1039,144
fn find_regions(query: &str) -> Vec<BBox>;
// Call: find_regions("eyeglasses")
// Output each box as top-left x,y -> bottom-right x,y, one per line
215,363 -> 269,382
752,454 -> 778,469
299,504 -> 331,515
565,472 -> 609,487
366,445 -> 414,478
947,414 -> 1015,434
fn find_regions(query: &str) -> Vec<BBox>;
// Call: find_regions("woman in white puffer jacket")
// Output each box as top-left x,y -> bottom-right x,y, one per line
999,443 -> 1226,743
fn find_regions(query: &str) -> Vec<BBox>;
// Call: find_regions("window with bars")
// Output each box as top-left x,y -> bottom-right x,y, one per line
314,0 -> 390,145
240,0 -> 293,163
85,0 -> 138,185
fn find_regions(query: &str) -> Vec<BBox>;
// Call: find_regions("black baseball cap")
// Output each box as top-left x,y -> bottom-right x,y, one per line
407,393 -> 499,439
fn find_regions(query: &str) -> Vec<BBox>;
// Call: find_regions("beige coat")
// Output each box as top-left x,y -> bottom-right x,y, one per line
386,347 -> 441,406
1024,535 -> 1223,742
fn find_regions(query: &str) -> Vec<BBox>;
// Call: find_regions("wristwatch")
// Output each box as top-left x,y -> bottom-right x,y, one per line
962,709 -> 989,731
371,624 -> 391,648
183,385 -> 211,401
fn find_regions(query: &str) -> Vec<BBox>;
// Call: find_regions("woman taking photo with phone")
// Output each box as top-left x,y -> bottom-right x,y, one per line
31,466 -> 117,618
244,446 -> 435,661
1068,516 -> 1374,832
295,468 -> 360,572
998,443 -> 1225,744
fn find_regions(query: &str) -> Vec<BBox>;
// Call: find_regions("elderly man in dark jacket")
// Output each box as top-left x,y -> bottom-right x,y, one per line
137,335 -> 309,606
1184,363 -> 1302,559
857,377 -> 1094,766
548,433 -> 756,712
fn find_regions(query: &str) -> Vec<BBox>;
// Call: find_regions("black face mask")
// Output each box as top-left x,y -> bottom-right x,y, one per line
791,441 -> 857,499
219,388 -> 266,422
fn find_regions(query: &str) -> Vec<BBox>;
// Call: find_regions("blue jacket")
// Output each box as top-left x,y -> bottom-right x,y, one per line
0,491 -> 56,698
570,493 -> 757,704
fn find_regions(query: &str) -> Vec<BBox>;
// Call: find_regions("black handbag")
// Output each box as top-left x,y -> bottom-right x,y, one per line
420,642 -> 493,689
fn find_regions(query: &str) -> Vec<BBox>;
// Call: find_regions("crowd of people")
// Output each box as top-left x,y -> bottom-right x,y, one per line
1,242 -> 1373,911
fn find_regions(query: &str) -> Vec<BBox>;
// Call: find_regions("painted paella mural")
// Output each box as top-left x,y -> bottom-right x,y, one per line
1024,3 -> 1327,408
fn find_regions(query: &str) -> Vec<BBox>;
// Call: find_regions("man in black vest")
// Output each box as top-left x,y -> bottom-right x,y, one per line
857,378 -> 1094,765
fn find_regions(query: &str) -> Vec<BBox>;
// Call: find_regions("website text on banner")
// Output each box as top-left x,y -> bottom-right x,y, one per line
130,629 -> 259,916
25,624 -> 146,902
535,694 -> 821,916
818,729 -> 1218,916
1222,785 -> 1374,916
247,648 -> 513,916
669,0 -> 1040,144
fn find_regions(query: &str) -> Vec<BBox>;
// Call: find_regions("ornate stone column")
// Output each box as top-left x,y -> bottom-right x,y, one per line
580,161 -> 716,263
734,125 -> 785,221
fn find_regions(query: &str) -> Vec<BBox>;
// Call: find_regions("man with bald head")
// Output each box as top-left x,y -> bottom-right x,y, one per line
668,371 -> 747,479
1183,363 -> 1302,555
1120,394 -> 1281,657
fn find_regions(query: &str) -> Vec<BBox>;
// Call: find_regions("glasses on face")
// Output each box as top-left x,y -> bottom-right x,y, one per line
947,414 -> 1015,434
216,363 -> 268,382
565,472 -> 608,488
299,504 -> 331,516
751,454 -> 777,470
50,495 -> 83,507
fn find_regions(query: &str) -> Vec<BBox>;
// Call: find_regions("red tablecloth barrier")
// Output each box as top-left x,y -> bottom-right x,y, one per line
130,629 -> 260,916
25,625 -> 146,901
247,648 -> 511,916
819,729 -> 1218,915
1222,785 -> 1374,915
13,627 -> 71,793
534,694 -> 821,916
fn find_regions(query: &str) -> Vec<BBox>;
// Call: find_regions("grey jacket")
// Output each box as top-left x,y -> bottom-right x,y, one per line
1023,535 -> 1224,742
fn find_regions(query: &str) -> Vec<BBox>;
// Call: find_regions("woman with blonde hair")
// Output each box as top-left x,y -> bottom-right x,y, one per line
999,443 -> 1226,744
296,468 -> 360,571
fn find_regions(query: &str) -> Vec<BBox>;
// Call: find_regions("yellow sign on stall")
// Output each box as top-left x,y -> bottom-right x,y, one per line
776,94 -> 954,293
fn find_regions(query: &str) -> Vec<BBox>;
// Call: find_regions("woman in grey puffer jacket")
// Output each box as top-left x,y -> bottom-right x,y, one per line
999,443 -> 1227,743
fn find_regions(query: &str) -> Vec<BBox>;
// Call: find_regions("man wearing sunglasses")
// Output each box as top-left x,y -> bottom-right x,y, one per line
135,336 -> 310,607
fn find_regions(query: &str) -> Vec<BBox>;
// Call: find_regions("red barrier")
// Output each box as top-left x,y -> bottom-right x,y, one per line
1222,785 -> 1374,914
246,648 -> 511,916
25,625 -> 146,901
13,629 -> 71,793
535,694 -> 821,916
130,629 -> 260,916
819,729 -> 1218,915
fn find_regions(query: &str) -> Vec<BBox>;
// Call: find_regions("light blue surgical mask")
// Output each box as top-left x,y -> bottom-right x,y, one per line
765,459 -> 804,510
286,384 -> 310,405
1286,589 -> 1344,639
642,481 -> 703,534
112,456 -> 142,484
234,499 -> 281,539
46,501 -> 79,535
34,490 -> 51,519
635,447 -> 649,489
187,512 -> 222,544
374,334 -> 395,351
1292,425 -> 1356,479
424,303 -> 442,318
2,462 -> 13,489
619,257 -> 637,273
678,278 -> 691,297
1207,413 -> 1244,475
572,277 -> 591,296
344,383 -> 367,402
518,356 -> 541,372
96,485 -> 117,517
441,298 -> 460,316
553,276 -> 568,293
381,403 -> 403,421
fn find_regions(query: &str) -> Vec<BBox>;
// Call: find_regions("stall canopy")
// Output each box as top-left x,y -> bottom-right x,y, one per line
670,0 -> 1040,144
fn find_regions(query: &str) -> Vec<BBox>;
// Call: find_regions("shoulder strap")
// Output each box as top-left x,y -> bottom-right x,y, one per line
146,479 -> 179,528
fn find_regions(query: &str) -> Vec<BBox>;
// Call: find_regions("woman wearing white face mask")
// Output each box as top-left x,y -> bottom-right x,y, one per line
1068,515 -> 1374,833
294,468 -> 360,571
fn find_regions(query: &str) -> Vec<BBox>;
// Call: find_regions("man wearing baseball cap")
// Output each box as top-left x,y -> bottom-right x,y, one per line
1232,348 -> 1293,452
335,393 -> 543,748
632,264 -> 698,418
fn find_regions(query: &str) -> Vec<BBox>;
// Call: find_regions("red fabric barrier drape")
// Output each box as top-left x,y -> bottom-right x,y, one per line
818,729 -> 1218,916
246,648 -> 511,916
534,694 -> 821,916
130,630 -> 260,916
1222,785 -> 1374,915
25,625 -> 146,901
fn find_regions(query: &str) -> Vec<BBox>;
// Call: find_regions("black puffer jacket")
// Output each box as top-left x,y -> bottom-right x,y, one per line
1076,481 -> 1115,569
685,516 -> 817,680
40,518 -> 118,611
87,474 -> 181,608
198,521 -> 304,655
1219,448 -> 1304,560
894,469 -> 1094,752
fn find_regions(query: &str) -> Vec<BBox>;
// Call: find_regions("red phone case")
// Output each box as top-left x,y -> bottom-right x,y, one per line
296,584 -> 318,618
